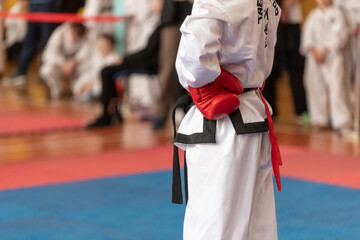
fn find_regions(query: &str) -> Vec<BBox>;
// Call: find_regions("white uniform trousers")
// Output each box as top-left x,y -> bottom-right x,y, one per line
183,116 -> 277,240
304,53 -> 352,129
40,63 -> 65,99
40,63 -> 83,100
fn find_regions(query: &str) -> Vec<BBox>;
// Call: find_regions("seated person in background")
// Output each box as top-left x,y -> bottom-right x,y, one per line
5,0 -> 28,61
300,0 -> 352,131
87,27 -> 160,128
103,0 -> 161,120
73,34 -> 122,102
40,22 -> 92,100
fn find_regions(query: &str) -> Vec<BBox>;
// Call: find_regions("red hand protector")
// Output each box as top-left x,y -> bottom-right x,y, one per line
189,68 -> 244,120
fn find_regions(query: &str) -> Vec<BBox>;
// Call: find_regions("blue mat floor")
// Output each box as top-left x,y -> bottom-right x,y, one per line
0,171 -> 359,240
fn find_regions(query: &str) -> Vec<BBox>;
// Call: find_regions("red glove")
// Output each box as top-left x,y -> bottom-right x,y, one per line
189,68 -> 244,120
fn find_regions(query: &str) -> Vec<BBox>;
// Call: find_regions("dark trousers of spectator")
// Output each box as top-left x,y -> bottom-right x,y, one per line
17,3 -> 56,75
262,23 -> 307,116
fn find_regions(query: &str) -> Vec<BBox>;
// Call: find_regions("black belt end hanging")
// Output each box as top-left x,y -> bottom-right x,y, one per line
171,94 -> 193,205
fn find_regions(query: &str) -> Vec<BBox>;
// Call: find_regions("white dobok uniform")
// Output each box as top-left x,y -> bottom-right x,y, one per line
300,6 -> 352,129
40,23 -> 92,99
174,0 -> 281,239
73,52 -> 121,102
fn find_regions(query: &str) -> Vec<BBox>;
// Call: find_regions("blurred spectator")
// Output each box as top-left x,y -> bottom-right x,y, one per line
122,0 -> 161,113
73,34 -> 122,102
112,0 -> 162,55
262,0 -> 308,123
2,0 -> 57,87
87,27 -> 161,128
300,0 -> 352,131
40,23 -> 91,100
83,0 -> 161,117
152,0 -> 193,130
123,0 -> 161,54
87,0 -> 192,128
4,0 -> 28,62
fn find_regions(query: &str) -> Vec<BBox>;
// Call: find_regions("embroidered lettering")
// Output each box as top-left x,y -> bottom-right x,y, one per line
270,0 -> 279,16
257,0 -> 263,24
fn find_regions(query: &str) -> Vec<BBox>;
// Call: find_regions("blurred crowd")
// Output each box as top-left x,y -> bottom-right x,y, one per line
264,0 -> 359,133
0,0 -> 359,132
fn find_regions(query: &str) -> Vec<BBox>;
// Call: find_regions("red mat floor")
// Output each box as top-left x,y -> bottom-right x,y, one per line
0,144 -> 358,191
0,109 -> 84,136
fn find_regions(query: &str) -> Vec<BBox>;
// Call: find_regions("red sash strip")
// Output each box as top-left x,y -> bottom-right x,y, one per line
258,88 -> 282,192
0,11 -> 125,23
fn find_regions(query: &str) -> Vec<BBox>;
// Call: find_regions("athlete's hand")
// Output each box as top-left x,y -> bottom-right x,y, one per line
189,68 -> 244,120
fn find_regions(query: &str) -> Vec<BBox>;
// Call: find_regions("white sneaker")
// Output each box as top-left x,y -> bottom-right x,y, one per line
1,75 -> 26,87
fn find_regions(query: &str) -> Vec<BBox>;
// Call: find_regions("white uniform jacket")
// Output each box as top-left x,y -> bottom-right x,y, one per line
175,0 -> 281,148
300,7 -> 350,56
42,23 -> 92,68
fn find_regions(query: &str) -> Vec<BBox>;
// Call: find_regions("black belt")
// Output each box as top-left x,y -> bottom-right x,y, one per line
171,90 -> 269,205
243,88 -> 254,93
171,95 -> 193,204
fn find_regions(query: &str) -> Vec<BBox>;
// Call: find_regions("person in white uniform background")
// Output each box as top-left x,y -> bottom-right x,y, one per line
300,0 -> 352,131
40,23 -> 92,100
73,34 -> 122,102
173,0 -> 282,239
85,0 -> 161,111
